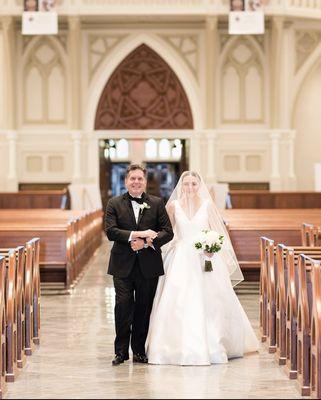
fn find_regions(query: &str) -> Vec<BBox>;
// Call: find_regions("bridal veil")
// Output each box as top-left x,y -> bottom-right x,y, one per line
165,171 -> 244,287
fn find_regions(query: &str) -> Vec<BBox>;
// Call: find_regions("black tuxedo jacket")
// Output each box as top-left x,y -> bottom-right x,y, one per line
105,192 -> 174,279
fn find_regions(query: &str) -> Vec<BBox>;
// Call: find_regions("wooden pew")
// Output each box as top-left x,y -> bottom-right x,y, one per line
221,209 -> 321,279
0,250 -> 18,383
275,244 -> 290,366
302,223 -> 321,247
229,190 -> 321,209
0,245 -> 34,380
296,254 -> 316,396
311,259 -> 321,399
9,247 -> 25,369
0,257 -> 6,399
259,237 -> 273,345
0,209 -> 102,291
0,210 -> 102,288
0,238 -> 40,394
0,223 -> 73,291
0,239 -> 41,374
0,190 -> 70,209
23,241 -> 34,357
259,238 -> 321,371
266,238 -> 277,354
283,249 -> 321,381
30,238 -> 40,345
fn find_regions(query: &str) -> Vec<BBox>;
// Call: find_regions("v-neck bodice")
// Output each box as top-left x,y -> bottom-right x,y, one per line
174,200 -> 210,241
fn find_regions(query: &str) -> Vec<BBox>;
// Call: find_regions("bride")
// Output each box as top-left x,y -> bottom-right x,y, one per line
146,171 -> 259,365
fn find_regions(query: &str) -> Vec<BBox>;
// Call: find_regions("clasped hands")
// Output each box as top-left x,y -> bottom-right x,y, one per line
130,229 -> 158,252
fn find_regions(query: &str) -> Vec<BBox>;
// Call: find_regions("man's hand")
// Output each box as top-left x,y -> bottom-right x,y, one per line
146,237 -> 154,247
131,238 -> 145,252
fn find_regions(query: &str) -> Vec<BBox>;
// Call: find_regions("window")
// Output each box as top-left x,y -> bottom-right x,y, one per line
145,139 -> 157,159
159,139 -> 170,158
116,139 -> 129,159
172,139 -> 182,159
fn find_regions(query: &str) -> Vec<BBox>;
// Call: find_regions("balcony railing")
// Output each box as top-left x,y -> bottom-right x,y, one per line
1,0 -> 321,19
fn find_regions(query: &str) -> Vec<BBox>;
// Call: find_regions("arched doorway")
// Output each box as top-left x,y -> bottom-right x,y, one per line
94,44 -> 193,207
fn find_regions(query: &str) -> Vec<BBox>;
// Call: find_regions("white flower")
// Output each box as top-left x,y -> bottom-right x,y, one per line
139,202 -> 150,211
206,231 -> 220,245
194,229 -> 224,271
194,229 -> 224,251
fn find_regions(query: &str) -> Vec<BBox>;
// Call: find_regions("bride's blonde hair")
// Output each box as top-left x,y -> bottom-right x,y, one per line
181,171 -> 201,182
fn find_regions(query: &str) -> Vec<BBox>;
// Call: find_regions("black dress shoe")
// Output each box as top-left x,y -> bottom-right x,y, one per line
112,354 -> 128,366
133,353 -> 148,363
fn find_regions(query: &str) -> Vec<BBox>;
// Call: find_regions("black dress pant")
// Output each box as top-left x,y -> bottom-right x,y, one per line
113,259 -> 158,356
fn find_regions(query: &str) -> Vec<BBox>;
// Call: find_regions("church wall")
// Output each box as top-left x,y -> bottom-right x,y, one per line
0,15 -> 320,191
0,30 -> 4,130
0,138 -> 5,190
17,132 -> 73,184
206,31 -> 272,187
11,33 -> 72,188
293,62 -> 321,190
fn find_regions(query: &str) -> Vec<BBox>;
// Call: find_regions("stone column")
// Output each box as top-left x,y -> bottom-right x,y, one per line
270,17 -> 284,130
204,17 -> 218,183
1,16 -> 15,131
1,16 -> 18,192
286,130 -> 297,190
6,131 -> 18,191
72,131 -> 82,183
205,16 -> 218,129
270,18 -> 294,128
189,134 -> 201,173
2,17 -> 17,190
68,16 -> 81,130
280,22 -> 294,129
206,130 -> 217,184
87,134 -> 100,184
269,131 -> 282,191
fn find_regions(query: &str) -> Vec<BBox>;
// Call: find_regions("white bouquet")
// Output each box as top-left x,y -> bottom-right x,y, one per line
194,230 -> 224,272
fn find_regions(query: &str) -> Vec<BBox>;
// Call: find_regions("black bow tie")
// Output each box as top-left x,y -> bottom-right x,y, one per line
128,194 -> 144,204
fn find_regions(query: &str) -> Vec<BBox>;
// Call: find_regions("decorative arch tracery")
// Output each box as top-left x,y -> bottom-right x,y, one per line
94,44 -> 193,130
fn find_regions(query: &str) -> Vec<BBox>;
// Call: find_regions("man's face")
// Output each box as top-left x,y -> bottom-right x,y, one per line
125,169 -> 147,197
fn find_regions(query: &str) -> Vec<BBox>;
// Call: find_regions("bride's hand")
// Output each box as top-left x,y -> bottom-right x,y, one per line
140,229 -> 158,239
204,251 -> 214,258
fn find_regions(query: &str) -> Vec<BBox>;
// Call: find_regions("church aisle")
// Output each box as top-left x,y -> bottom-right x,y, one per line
6,238 -> 302,399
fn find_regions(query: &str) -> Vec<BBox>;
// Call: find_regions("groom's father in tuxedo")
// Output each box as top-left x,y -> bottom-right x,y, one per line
105,164 -> 173,365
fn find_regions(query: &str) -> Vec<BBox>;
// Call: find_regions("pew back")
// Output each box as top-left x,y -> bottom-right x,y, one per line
229,191 -> 321,209
222,210 -> 321,279
0,190 -> 70,209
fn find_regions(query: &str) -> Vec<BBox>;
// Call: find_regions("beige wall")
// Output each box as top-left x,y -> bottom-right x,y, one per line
0,13 -> 320,191
293,62 -> 321,190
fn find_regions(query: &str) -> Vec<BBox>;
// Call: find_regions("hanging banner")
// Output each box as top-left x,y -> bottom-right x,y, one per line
39,0 -> 56,12
229,0 -> 266,35
22,0 -> 58,35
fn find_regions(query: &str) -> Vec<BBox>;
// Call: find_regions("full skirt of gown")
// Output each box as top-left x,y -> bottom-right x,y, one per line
146,201 -> 259,365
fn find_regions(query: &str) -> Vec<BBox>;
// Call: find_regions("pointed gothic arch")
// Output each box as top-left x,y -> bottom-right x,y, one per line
94,44 -> 193,130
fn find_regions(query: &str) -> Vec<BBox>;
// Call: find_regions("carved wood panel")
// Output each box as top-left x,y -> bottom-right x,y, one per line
94,44 -> 193,130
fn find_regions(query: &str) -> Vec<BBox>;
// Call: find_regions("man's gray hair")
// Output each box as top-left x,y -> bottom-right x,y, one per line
125,164 -> 147,178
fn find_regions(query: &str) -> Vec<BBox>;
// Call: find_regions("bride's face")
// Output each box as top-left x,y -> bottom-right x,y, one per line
181,175 -> 200,198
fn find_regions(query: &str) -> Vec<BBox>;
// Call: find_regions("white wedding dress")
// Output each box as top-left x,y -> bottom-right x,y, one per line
146,200 -> 259,365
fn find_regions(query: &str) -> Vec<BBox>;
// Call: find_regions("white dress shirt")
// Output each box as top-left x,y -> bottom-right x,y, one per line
128,195 -> 155,250
128,195 -> 142,242
131,200 -> 141,224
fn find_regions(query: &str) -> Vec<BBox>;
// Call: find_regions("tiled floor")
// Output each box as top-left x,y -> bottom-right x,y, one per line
5,238 -> 302,399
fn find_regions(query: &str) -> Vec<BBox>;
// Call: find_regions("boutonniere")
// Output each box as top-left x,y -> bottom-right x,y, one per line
139,202 -> 151,211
